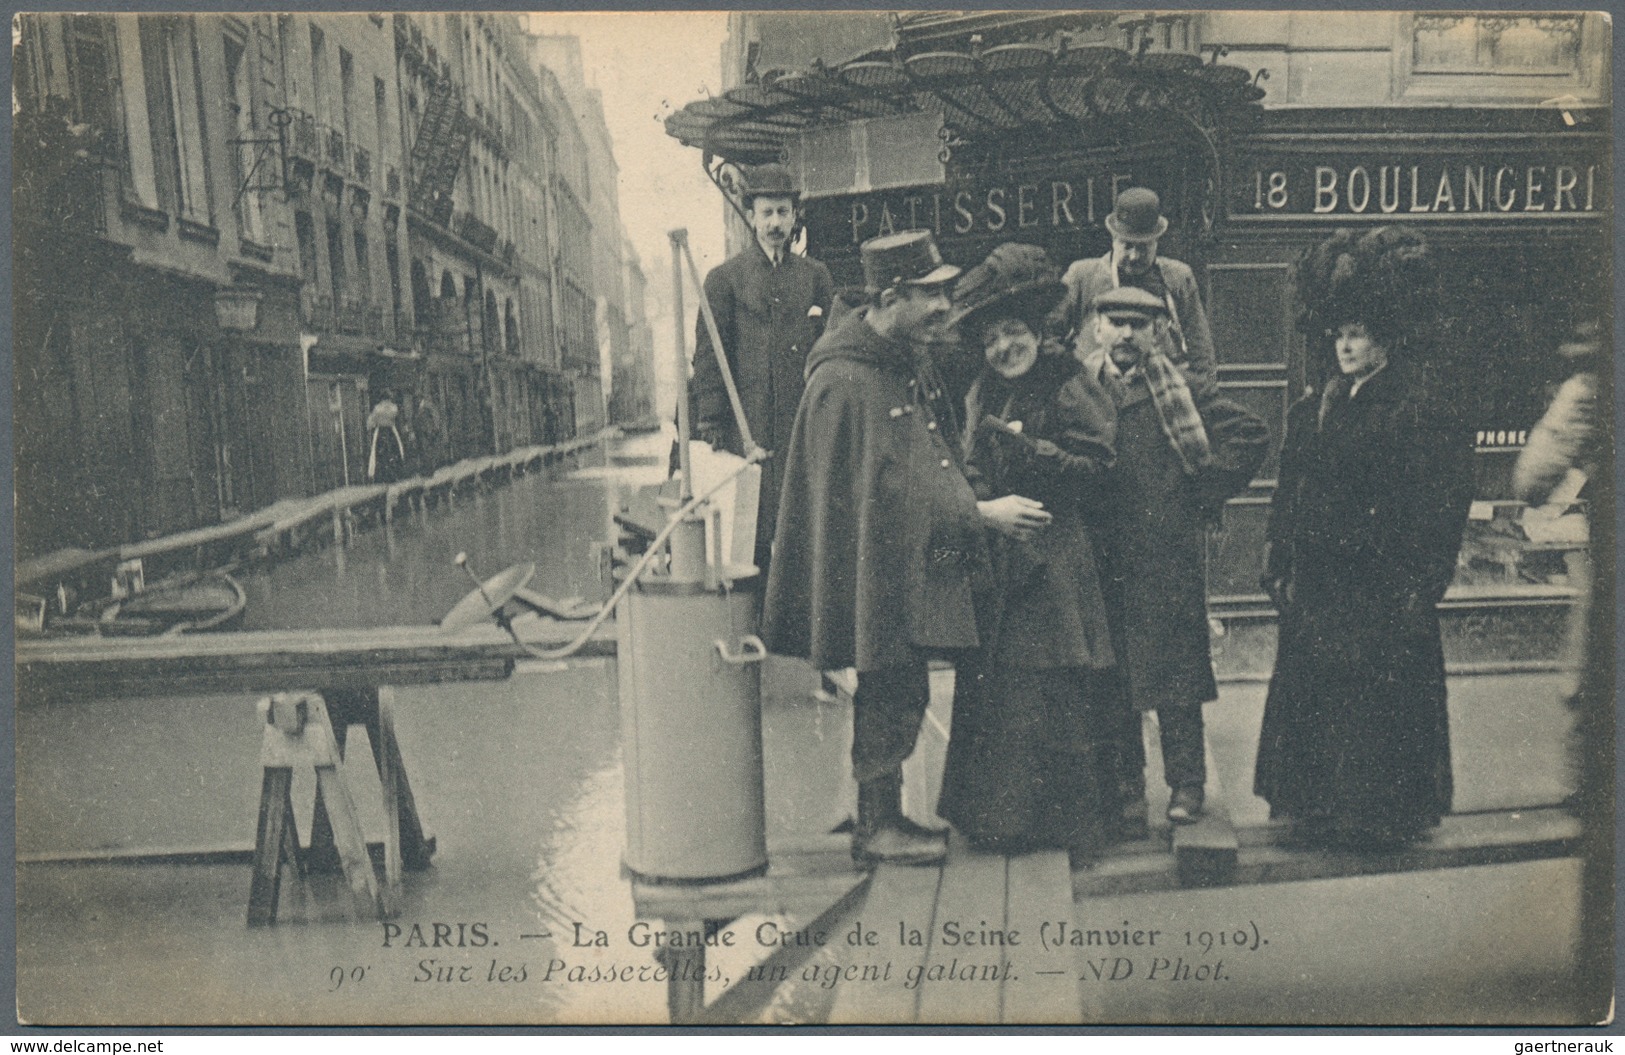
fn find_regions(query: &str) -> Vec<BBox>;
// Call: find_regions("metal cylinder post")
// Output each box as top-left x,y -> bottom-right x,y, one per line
617,568 -> 767,882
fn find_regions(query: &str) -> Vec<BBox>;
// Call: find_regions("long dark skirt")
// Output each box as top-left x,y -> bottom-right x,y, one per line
1254,560 -> 1453,844
938,659 -> 1117,853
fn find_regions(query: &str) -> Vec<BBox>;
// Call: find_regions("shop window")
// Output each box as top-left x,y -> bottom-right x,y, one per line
1412,14 -> 1584,75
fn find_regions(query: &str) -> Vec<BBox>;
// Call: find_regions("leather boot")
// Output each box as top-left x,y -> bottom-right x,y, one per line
852,771 -> 947,866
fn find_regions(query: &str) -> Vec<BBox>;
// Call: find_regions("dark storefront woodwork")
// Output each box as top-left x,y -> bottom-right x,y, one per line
669,31 -> 1608,604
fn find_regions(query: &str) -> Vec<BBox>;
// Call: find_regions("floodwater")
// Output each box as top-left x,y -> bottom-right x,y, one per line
236,441 -> 637,631
13,431 -> 1593,1026
16,431 -> 832,1025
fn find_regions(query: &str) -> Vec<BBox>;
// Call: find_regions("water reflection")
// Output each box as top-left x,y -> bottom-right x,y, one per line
238,437 -> 671,632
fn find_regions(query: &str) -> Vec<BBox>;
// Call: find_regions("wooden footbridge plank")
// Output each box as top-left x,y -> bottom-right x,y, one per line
825,864 -> 941,1024
913,833 -> 1013,1024
1001,849 -> 1084,1023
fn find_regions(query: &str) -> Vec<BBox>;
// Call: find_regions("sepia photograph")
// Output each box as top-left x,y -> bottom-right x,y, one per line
9,8 -> 1614,1029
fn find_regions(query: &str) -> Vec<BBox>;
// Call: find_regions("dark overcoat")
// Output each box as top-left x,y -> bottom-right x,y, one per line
1253,363 -> 1474,830
960,350 -> 1118,670
688,245 -> 835,528
762,309 -> 984,673
1093,360 -> 1271,711
937,351 -> 1121,850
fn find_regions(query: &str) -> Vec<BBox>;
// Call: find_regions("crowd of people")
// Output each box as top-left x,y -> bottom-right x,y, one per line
689,165 -> 1483,868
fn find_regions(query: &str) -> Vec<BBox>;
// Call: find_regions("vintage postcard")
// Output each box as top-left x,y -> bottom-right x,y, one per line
10,9 -> 1613,1029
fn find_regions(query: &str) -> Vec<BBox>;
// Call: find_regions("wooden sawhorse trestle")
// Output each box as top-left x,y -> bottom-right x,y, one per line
248,686 -> 435,926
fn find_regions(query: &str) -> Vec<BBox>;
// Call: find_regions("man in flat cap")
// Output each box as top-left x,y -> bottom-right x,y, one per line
1052,187 -> 1219,399
1085,287 -> 1269,831
688,163 -> 835,573
764,230 -> 1052,866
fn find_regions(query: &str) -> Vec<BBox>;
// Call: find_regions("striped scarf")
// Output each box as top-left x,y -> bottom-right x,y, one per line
1140,347 -> 1212,475
1097,345 -> 1211,475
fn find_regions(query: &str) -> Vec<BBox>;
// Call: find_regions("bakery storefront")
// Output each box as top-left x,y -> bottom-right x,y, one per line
665,42 -> 1609,653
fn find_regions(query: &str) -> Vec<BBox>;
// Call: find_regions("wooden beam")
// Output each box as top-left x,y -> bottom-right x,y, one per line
17,620 -> 617,700
1075,807 -> 1580,898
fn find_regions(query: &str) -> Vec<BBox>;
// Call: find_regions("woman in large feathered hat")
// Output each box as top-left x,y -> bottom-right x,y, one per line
1254,226 -> 1477,849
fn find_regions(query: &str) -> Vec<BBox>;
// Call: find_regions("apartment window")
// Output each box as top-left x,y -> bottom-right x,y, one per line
67,16 -> 119,135
353,228 -> 372,304
338,47 -> 355,141
165,21 -> 212,225
326,218 -> 347,310
114,18 -> 159,206
309,24 -> 326,124
374,76 -> 389,166
295,210 -> 318,286
1413,14 -> 1584,74
223,32 -> 265,242
385,230 -> 403,316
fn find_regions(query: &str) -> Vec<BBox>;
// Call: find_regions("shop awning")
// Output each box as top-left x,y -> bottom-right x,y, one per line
664,40 -> 1266,168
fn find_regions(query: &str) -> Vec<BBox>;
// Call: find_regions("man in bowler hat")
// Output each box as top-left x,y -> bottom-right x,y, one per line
687,163 -> 834,573
764,230 -> 1052,865
1051,187 -> 1219,399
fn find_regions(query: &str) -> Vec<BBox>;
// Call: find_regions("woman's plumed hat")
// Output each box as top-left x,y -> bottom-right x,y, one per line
948,242 -> 1067,334
1293,225 -> 1436,341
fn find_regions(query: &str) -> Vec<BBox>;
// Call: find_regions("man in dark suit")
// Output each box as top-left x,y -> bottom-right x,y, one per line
688,164 -> 834,573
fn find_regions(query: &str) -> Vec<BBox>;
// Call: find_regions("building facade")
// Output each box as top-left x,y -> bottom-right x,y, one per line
14,13 -> 640,559
669,10 -> 1610,614
15,14 -> 310,555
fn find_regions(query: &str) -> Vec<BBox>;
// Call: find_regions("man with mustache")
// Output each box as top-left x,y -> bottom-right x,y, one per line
1085,287 -> 1268,832
764,230 -> 1052,866
1051,187 -> 1218,400
688,163 -> 834,574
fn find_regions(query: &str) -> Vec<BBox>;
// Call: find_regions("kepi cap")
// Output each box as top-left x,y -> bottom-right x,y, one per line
860,230 -> 961,292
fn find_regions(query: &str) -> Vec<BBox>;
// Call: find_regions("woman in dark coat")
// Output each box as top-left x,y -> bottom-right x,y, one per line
936,243 -> 1121,858
1254,226 -> 1475,849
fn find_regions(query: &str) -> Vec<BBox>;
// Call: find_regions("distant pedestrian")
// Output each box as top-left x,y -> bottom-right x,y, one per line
414,395 -> 447,475
367,394 -> 407,484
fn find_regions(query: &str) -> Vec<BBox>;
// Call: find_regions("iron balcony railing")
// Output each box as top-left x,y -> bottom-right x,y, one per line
322,124 -> 348,173
286,109 -> 319,163
454,211 -> 499,255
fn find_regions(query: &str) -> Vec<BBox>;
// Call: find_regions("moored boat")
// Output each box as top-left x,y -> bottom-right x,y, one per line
30,571 -> 248,637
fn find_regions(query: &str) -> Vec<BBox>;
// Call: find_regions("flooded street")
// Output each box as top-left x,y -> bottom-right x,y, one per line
15,433 -> 751,1025
14,430 -> 1590,1026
